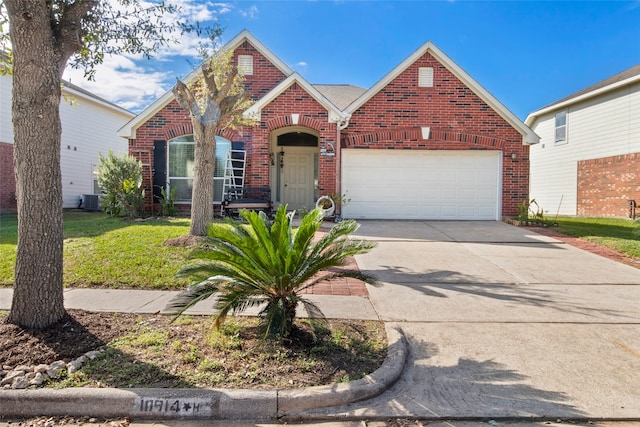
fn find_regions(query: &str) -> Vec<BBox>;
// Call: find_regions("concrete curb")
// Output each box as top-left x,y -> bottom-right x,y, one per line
0,326 -> 407,421
277,326 -> 407,417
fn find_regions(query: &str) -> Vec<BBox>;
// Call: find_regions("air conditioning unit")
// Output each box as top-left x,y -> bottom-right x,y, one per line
83,194 -> 101,211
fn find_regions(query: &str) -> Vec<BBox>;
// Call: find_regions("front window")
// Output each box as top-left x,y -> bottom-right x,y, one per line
168,135 -> 231,203
555,110 -> 567,144
92,164 -> 102,194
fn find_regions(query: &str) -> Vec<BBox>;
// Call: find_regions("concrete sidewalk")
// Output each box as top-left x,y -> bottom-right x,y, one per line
0,288 -> 379,320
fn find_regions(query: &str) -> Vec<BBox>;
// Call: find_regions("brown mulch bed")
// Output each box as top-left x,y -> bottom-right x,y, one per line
0,310 -> 139,368
0,309 -> 386,390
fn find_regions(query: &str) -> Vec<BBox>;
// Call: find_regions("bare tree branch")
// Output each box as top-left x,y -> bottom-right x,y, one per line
213,67 -> 238,105
55,0 -> 98,75
201,60 -> 218,100
219,94 -> 241,115
173,78 -> 201,120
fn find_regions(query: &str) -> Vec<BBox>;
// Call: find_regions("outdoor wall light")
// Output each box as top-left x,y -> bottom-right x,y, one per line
511,153 -> 518,161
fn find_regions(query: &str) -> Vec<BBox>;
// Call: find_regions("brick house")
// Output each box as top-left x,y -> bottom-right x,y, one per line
119,30 -> 538,220
525,65 -> 640,218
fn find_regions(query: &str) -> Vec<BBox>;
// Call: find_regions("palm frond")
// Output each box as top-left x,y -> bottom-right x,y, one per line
166,205 -> 378,340
213,288 -> 270,329
165,277 -> 225,320
299,297 -> 326,321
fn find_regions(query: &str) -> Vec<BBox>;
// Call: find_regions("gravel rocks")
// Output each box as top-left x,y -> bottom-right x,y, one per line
0,348 -> 104,389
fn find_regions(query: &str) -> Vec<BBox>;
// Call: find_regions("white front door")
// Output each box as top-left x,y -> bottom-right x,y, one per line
282,148 -> 315,211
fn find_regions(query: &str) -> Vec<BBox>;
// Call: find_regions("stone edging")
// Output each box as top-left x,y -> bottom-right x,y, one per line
0,326 -> 407,421
1,350 -> 104,390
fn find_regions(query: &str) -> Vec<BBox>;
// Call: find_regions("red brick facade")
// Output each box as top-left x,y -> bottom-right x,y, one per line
128,35 -> 531,218
343,52 -> 528,217
0,142 -> 17,213
128,42 -> 291,213
577,153 -> 640,217
255,83 -> 338,195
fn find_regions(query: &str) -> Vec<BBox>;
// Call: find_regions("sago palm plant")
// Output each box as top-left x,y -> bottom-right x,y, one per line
166,205 -> 378,339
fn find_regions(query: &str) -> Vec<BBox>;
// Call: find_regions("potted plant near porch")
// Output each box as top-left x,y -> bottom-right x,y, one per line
316,195 -> 335,218
315,193 -> 351,220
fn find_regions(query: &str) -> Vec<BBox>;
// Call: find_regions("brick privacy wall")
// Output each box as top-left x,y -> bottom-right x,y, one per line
577,153 -> 640,217
129,41 -> 288,211
344,52 -> 529,218
0,142 -> 17,212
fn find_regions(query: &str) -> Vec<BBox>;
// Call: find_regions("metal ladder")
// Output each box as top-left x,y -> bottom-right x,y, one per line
220,149 -> 247,214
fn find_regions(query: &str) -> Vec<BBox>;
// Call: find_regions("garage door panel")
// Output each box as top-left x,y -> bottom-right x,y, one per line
441,190 -> 458,201
478,206 -> 495,217
342,150 -> 500,220
459,189 -> 476,199
478,188 -> 496,200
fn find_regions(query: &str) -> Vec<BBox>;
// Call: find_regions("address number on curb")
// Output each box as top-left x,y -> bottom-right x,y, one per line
133,397 -> 212,417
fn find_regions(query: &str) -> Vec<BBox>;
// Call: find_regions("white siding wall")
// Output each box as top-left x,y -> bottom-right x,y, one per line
0,74 -> 14,144
530,81 -> 640,216
59,93 -> 131,208
0,74 -> 133,208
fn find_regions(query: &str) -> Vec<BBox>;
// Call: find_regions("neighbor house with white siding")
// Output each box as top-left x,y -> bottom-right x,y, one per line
0,73 -> 134,212
525,65 -> 640,218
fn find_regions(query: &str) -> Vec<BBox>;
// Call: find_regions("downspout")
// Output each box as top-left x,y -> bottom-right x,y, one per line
335,114 -> 350,216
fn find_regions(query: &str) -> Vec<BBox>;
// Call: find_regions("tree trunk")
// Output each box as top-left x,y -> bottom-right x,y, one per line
189,122 -> 217,236
6,0 -> 67,328
283,297 -> 297,337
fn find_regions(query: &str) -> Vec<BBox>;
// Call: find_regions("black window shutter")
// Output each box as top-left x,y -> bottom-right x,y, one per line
153,140 -> 167,204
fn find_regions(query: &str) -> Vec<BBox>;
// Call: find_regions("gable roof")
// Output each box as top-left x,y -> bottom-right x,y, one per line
0,71 -> 133,117
343,41 -> 539,145
63,80 -> 134,117
119,32 -> 538,144
313,84 -> 367,110
118,29 -> 293,138
525,64 -> 640,126
243,73 -> 347,123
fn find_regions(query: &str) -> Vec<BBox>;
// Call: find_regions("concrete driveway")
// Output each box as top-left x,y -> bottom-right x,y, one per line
305,221 -> 640,421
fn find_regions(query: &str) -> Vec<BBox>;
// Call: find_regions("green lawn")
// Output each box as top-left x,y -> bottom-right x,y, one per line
554,216 -> 640,259
0,211 -> 193,289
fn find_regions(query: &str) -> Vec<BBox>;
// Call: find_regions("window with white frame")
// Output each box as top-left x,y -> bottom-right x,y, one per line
168,135 -> 231,203
555,110 -> 567,144
418,67 -> 434,87
238,55 -> 253,75
92,164 -> 102,194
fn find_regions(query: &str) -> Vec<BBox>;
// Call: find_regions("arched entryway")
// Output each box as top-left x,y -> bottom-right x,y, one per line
270,127 -> 319,211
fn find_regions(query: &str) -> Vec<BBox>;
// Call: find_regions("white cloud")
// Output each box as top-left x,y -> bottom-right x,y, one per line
238,4 -> 259,19
98,0 -> 226,61
63,55 -> 173,112
59,0 -> 236,112
171,0 -> 216,22
211,2 -> 234,15
293,61 -> 308,74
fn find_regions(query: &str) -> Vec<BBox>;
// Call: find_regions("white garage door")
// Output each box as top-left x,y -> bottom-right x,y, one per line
341,150 -> 501,220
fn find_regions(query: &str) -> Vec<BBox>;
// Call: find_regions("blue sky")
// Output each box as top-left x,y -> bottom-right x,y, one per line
64,1 -> 640,120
